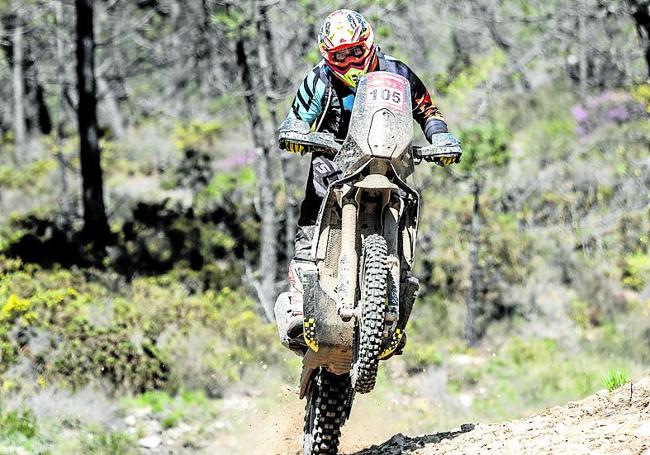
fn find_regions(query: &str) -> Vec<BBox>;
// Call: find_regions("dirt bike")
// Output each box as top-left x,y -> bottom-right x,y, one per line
278,71 -> 461,454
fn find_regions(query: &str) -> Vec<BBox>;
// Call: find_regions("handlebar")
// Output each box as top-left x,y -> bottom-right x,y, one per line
412,144 -> 462,165
278,118 -> 341,155
413,132 -> 462,165
278,130 -> 341,155
278,119 -> 461,164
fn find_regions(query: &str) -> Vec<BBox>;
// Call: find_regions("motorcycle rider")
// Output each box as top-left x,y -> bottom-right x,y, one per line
275,9 -> 460,355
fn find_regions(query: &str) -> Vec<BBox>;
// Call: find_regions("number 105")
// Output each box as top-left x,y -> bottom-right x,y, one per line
369,88 -> 402,104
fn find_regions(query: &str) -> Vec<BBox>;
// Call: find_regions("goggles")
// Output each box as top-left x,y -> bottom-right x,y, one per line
327,44 -> 368,68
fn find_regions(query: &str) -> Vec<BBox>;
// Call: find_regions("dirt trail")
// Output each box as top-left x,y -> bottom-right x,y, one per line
248,390 -> 403,454
352,375 -> 650,455
243,375 -> 649,454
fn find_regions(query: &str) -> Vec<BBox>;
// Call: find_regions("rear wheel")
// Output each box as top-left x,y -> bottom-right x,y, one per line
303,369 -> 352,454
351,234 -> 388,394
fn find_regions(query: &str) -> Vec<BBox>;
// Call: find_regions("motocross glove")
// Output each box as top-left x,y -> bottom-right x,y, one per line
436,155 -> 458,166
280,140 -> 305,154
428,132 -> 462,167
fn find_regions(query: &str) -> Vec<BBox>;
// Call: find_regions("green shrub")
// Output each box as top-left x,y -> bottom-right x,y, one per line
472,337 -> 602,419
569,298 -> 591,329
81,429 -> 136,455
0,293 -> 37,375
0,408 -> 38,439
162,409 -> 184,429
172,120 -> 221,151
402,343 -> 443,374
0,259 -> 281,394
50,321 -> 170,392
129,390 -> 172,413
603,368 -> 629,392
125,389 -> 212,430
0,159 -> 56,191
458,122 -> 511,172
443,49 -> 506,101
622,253 -> 650,291
195,165 -> 256,209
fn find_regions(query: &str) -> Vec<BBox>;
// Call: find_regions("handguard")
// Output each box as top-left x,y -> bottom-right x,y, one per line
278,118 -> 341,155
412,133 -> 462,166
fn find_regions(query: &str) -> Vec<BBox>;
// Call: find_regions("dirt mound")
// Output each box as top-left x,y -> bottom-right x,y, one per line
351,375 -> 650,455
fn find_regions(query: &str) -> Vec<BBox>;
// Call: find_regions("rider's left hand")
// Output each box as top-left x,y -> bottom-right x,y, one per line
433,154 -> 460,167
428,132 -> 462,167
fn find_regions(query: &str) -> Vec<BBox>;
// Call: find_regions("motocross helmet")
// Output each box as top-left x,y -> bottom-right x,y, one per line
319,9 -> 378,89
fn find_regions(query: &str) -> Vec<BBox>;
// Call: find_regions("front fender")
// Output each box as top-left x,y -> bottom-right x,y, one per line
353,174 -> 399,190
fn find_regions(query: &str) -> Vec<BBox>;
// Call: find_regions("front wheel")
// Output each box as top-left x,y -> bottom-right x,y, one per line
351,234 -> 388,394
303,369 -> 352,454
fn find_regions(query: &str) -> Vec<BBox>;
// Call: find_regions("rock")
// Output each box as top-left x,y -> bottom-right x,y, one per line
124,415 -> 136,426
165,429 -> 180,441
389,433 -> 406,445
142,420 -> 162,435
213,420 -> 228,430
461,423 -> 475,432
166,423 -> 192,441
139,436 -> 162,449
134,406 -> 152,418
458,393 -> 474,408
634,421 -> 650,438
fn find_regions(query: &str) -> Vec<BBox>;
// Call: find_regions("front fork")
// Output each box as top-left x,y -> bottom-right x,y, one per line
337,194 -> 358,321
336,187 -> 402,335
383,197 -> 401,337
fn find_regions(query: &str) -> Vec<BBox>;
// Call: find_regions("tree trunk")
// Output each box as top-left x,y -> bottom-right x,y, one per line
578,2 -> 588,101
94,2 -> 126,141
76,0 -> 111,249
257,3 -> 296,261
55,0 -> 71,222
12,2 -> 26,163
97,74 -> 126,140
198,0 -> 214,95
465,179 -> 482,346
628,0 -> 650,78
236,32 -> 277,322
473,1 -> 531,91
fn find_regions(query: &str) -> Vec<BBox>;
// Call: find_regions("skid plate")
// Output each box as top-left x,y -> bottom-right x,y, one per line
302,268 -> 354,352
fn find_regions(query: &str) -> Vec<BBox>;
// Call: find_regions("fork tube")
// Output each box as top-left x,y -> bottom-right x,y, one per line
338,195 -> 358,320
384,202 -> 401,327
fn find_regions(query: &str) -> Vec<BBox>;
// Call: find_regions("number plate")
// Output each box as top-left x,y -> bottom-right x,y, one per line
366,73 -> 407,113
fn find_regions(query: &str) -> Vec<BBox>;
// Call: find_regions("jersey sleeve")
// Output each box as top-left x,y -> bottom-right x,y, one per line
286,66 -> 327,128
380,54 -> 449,140
406,66 -> 448,138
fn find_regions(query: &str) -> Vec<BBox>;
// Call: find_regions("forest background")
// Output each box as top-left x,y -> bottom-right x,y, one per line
0,0 -> 648,453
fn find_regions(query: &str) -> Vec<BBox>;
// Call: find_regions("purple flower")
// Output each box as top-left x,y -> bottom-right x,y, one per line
215,150 -> 256,170
576,125 -> 588,139
606,107 -> 630,122
571,105 -> 588,123
588,91 -> 620,106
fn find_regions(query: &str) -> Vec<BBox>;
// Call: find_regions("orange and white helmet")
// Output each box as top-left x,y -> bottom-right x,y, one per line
319,9 -> 377,89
